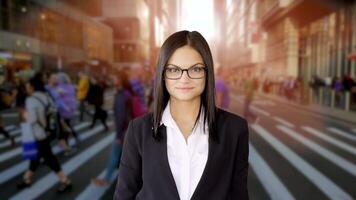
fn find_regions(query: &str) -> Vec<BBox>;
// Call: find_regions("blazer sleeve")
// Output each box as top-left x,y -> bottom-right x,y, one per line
114,120 -> 142,200
229,120 -> 249,200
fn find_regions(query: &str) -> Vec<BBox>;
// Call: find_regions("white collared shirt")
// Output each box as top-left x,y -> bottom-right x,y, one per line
161,102 -> 209,200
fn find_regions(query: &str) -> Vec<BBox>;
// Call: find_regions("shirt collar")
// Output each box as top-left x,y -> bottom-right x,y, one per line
161,101 -> 206,133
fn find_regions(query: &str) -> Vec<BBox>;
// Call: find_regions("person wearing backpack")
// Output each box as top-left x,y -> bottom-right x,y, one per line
93,70 -> 133,186
17,73 -> 72,193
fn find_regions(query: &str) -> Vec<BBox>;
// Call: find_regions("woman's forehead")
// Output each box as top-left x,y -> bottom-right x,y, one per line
167,46 -> 203,68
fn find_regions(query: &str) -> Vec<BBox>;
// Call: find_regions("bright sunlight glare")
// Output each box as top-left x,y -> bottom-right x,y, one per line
180,0 -> 215,40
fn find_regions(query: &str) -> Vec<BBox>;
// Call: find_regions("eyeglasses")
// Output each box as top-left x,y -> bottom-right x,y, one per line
164,63 -> 206,80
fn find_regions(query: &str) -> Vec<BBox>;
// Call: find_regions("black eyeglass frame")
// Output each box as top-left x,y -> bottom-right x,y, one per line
164,63 -> 207,80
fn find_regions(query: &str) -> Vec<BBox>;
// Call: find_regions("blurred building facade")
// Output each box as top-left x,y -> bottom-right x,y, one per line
98,0 -> 150,68
215,0 -> 262,84
69,0 -> 179,71
149,0 -> 180,68
0,0 -> 113,78
220,0 -> 356,111
256,0 -> 356,109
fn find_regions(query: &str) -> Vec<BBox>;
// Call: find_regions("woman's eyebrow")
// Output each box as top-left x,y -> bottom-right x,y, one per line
166,63 -> 205,68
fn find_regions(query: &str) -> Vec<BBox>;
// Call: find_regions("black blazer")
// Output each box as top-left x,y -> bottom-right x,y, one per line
114,108 -> 249,200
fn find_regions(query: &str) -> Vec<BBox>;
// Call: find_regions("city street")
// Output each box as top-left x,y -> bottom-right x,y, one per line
1,0 -> 356,199
231,93 -> 356,200
1,91 -> 356,199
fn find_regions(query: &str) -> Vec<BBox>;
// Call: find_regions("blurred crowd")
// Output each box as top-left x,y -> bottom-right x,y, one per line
0,66 -> 153,193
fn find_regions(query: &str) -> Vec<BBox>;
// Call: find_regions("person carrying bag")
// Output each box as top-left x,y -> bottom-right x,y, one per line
17,73 -> 72,193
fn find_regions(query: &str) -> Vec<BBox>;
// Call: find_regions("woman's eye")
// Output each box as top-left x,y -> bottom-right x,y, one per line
168,68 -> 179,73
192,67 -> 202,72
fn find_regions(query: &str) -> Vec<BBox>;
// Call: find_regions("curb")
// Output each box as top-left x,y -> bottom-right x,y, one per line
257,92 -> 356,125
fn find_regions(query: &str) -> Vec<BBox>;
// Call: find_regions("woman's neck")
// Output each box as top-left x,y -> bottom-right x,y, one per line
169,97 -> 201,123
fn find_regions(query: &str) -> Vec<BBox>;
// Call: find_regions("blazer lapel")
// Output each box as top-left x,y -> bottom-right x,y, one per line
190,134 -> 219,200
156,125 -> 181,199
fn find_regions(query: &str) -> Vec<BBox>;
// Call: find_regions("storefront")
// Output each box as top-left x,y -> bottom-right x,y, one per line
0,50 -> 33,83
298,3 -> 356,111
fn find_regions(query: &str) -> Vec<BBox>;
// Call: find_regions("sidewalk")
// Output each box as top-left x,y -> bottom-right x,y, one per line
258,92 -> 356,125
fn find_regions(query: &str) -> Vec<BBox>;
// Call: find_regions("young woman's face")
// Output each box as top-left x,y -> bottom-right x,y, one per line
165,45 -> 206,102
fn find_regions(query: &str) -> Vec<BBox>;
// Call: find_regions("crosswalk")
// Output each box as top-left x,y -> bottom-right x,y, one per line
1,105 -> 356,199
0,122 -> 114,184
10,133 -> 115,200
249,143 -> 295,200
76,170 -> 118,200
302,126 -> 356,156
0,115 -> 119,199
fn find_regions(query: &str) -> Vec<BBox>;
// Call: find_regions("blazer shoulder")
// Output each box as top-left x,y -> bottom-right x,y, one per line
129,112 -> 154,139
131,112 -> 153,127
217,108 -> 247,127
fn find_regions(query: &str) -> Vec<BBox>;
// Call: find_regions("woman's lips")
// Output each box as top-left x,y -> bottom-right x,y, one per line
176,87 -> 194,91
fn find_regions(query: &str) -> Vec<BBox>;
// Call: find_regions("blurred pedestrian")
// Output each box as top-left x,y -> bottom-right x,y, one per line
88,76 -> 109,131
17,74 -> 72,193
57,72 -> 79,144
93,70 -> 133,186
14,75 -> 27,117
243,73 -> 259,123
0,81 -> 17,146
129,69 -> 146,105
0,118 -> 15,146
342,73 -> 355,91
77,71 -> 90,121
46,73 -> 75,155
215,68 -> 230,110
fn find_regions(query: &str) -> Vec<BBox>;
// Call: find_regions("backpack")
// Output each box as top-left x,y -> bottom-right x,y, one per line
131,95 -> 148,118
32,95 -> 58,139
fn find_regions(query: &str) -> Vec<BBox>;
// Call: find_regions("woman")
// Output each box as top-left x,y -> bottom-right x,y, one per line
17,73 -> 72,193
114,31 -> 249,200
93,70 -> 133,186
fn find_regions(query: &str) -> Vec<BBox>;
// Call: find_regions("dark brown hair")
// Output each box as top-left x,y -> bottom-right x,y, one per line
153,30 -> 217,141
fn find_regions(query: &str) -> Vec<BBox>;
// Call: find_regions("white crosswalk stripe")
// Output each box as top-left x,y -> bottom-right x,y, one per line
231,95 -> 271,116
251,106 -> 271,116
0,127 -> 19,140
302,126 -> 356,156
273,117 -> 295,128
1,113 -> 18,118
327,127 -> 356,142
0,136 -> 21,148
253,100 -> 276,106
9,133 -> 115,200
252,124 -> 353,200
277,125 -> 356,177
4,125 -> 16,131
249,143 -> 295,200
75,170 -> 118,200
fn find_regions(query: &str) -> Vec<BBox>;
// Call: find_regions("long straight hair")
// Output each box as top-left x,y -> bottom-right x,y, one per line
153,31 -> 217,141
